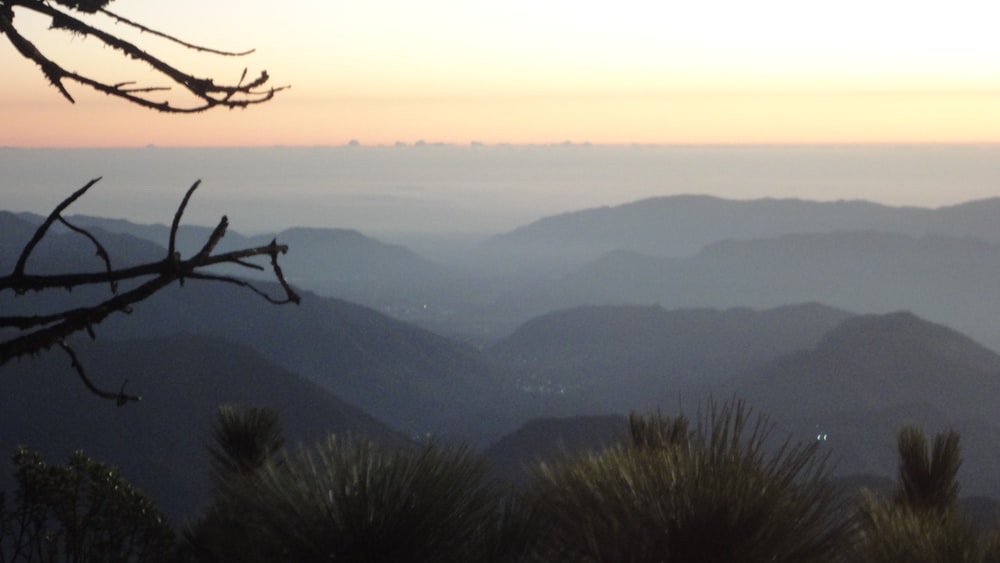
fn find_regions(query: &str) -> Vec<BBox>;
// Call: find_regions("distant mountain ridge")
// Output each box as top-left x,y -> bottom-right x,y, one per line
488,302 -> 853,416
26,212 -> 454,284
478,195 -> 1000,275
14,196 -> 1000,349
14,211 -> 474,327
501,230 -> 1000,352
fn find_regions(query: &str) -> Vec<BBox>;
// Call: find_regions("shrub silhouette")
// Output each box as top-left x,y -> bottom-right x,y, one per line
192,432 -> 514,562
0,447 -> 175,562
529,399 -> 851,562
185,405 -> 288,562
894,425 -> 962,512
854,425 -> 1000,563
207,404 -> 285,485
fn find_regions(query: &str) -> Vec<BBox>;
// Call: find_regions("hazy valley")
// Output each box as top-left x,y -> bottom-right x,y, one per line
5,185 -> 1000,523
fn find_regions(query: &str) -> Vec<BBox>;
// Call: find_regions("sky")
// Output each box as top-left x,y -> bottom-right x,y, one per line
2,0 -> 999,147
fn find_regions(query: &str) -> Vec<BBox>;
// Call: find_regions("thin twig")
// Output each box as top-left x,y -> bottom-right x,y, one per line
12,178 -> 101,280
1,0 -> 287,112
99,8 -> 256,57
195,216 -> 230,259
58,340 -> 141,405
57,216 -> 117,292
169,180 -> 200,260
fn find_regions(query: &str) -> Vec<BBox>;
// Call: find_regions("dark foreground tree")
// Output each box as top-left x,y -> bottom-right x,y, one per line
529,399 -> 853,562
1,0 -> 286,112
0,447 -> 176,562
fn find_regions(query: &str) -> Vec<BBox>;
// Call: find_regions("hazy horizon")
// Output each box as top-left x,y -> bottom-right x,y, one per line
3,144 -> 1000,247
4,1 -> 999,146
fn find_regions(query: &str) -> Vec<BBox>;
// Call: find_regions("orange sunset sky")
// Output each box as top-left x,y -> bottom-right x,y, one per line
2,0 -> 999,147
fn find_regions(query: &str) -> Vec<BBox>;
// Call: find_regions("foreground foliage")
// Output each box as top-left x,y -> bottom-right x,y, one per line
529,400 -> 853,562
0,447 -> 175,562
854,426 -> 1000,563
194,434 -> 513,562
13,402 -> 1000,562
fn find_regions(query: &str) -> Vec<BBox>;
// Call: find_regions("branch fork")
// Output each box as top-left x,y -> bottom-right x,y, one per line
0,179 -> 300,405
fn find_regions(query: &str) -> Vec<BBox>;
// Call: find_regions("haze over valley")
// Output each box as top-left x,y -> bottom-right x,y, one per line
6,0 -> 1000,554
5,144 -> 1000,523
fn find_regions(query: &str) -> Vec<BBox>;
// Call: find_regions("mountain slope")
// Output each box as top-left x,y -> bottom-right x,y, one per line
0,212 -> 506,440
489,302 -> 852,415
736,311 -> 1000,421
20,212 -> 494,338
41,213 -> 460,304
731,312 -> 1000,498
483,415 -> 627,484
97,282 -> 505,437
0,334 -> 403,522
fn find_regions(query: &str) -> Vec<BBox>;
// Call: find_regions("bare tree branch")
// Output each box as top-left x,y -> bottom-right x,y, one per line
0,1 -> 295,403
11,177 -> 101,283
0,0 -> 286,112
99,7 -> 255,57
0,179 -> 300,404
58,340 -> 140,405
57,215 -> 116,292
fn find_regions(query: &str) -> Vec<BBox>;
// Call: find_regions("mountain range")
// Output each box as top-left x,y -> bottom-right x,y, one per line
478,195 -> 1000,275
500,231 -> 1000,351
0,212 -> 504,440
487,302 -> 852,415
6,193 -> 1000,515
39,196 -> 1000,350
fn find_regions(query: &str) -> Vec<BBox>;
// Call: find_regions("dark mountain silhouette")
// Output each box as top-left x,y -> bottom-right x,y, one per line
478,195 -> 1000,275
502,231 -> 1000,352
2,211 -> 165,276
733,312 -> 1000,498
1,211 -> 42,253
86,282 -> 508,440
488,303 -> 852,415
480,309 -> 1000,499
0,334 -> 404,522
0,212 -> 507,440
13,211 -> 258,257
43,213 -> 454,292
26,212 -> 495,338
737,311 -> 1000,421
268,226 -> 450,285
17,196 -> 1000,350
483,414 -> 627,484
